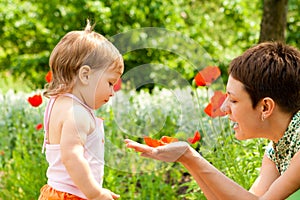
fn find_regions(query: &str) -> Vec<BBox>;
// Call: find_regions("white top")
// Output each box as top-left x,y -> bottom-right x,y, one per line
43,93 -> 105,199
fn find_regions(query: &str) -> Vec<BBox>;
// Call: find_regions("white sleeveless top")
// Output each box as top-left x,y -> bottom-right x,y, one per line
42,93 -> 105,199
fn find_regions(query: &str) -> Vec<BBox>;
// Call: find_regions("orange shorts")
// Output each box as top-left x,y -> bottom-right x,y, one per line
38,184 -> 86,200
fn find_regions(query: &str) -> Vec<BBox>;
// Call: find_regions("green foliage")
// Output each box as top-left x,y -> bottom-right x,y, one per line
3,0 -> 300,90
0,73 -> 32,93
0,91 -> 47,199
103,166 -> 185,200
205,134 -> 267,188
1,146 -> 48,199
287,0 -> 300,47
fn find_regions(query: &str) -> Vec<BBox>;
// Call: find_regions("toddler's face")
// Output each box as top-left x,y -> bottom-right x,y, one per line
89,67 -> 122,109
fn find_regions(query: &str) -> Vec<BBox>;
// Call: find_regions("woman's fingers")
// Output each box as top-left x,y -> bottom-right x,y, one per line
124,139 -> 153,153
125,139 -> 190,162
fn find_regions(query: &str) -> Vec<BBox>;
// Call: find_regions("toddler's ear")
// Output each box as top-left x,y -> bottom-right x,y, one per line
78,65 -> 92,85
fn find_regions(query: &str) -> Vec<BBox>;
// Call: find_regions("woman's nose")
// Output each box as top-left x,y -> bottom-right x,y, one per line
220,97 -> 229,114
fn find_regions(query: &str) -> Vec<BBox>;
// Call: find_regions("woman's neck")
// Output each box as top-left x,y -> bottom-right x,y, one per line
267,110 -> 292,143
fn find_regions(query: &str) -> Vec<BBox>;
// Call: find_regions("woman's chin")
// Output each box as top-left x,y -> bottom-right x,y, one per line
234,131 -> 246,140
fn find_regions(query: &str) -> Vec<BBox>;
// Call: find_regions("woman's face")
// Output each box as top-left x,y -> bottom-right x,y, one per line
221,75 -> 264,140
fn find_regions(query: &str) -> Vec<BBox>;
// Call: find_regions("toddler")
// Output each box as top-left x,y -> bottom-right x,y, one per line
38,20 -> 123,200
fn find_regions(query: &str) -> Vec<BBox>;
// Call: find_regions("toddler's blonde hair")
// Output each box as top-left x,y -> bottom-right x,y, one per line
44,20 -> 123,97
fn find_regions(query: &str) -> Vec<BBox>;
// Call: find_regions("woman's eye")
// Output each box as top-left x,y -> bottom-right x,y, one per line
230,99 -> 237,103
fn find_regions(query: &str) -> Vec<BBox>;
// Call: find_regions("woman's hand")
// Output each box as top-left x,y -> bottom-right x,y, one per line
125,139 -> 189,162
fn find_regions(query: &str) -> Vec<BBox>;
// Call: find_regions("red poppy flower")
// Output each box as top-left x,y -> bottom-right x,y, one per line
187,130 -> 201,144
35,123 -> 43,130
194,66 -> 221,86
113,78 -> 122,92
204,91 -> 227,118
27,94 -> 43,107
161,136 -> 179,143
144,136 -> 178,147
45,71 -> 52,83
144,136 -> 164,147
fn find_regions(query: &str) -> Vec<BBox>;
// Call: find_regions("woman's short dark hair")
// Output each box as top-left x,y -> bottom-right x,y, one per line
229,42 -> 300,114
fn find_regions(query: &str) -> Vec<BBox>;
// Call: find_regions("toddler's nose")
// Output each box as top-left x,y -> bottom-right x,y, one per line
110,87 -> 115,97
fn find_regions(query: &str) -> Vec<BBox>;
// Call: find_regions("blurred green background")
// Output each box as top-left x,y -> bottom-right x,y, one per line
0,0 -> 299,91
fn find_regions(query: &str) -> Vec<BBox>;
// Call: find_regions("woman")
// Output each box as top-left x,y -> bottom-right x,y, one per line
125,41 -> 300,200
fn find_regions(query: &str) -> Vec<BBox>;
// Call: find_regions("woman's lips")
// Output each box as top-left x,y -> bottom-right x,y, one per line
229,118 -> 239,130
232,122 -> 239,129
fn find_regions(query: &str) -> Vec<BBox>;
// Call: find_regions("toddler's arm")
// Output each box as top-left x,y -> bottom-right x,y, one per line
60,108 -> 119,200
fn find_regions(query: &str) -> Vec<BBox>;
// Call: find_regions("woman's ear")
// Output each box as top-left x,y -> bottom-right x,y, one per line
261,97 -> 275,120
78,65 -> 91,85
